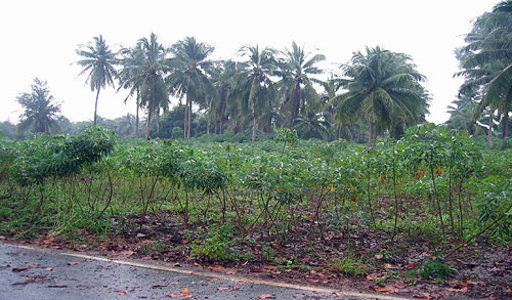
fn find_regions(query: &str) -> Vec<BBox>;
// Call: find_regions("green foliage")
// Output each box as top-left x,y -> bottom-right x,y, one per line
2,125 -> 512,259
10,126 -> 116,186
262,246 -> 275,261
477,177 -> 512,242
190,223 -> 233,261
418,254 -> 456,280
329,250 -> 367,276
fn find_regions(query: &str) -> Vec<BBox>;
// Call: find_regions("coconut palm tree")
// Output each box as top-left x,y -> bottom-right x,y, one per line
167,37 -> 215,139
118,43 -> 145,138
137,33 -> 169,139
277,42 -> 325,128
457,1 -> 512,142
320,75 -> 347,139
76,35 -> 117,125
336,46 -> 429,145
207,60 -> 245,134
293,110 -> 330,140
239,45 -> 277,141
17,78 -> 61,134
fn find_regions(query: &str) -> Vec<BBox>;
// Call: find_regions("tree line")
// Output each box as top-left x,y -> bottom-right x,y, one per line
12,35 -> 430,143
449,0 -> 512,144
10,1 -> 512,144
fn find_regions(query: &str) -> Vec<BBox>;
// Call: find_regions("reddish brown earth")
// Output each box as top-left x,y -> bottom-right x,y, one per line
3,211 -> 511,299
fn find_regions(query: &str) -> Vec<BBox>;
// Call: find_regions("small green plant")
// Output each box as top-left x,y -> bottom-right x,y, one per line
190,223 -> 233,261
274,257 -> 298,269
330,250 -> 367,276
419,253 -> 455,280
262,246 -> 275,261
138,241 -> 153,255
153,241 -> 169,252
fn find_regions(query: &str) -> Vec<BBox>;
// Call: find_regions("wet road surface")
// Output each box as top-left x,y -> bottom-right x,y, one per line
0,242 -> 403,300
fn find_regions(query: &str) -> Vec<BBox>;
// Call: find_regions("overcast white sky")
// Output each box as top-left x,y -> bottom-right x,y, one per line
0,0 -> 497,124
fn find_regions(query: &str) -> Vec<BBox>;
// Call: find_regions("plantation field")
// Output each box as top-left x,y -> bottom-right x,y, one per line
0,125 -> 511,298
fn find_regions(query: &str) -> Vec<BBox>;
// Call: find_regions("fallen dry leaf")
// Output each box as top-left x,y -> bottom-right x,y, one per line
208,265 -> 225,271
181,288 -> 190,295
12,267 -> 34,272
375,254 -> 383,260
116,290 -> 128,295
47,285 -> 68,288
67,261 -> 81,266
259,294 -> 273,299
366,273 -> 385,281
43,237 -> 55,244
445,287 -> 468,293
310,270 -> 329,278
45,267 -> 53,271
167,289 -> 193,299
250,268 -> 263,273
0,236 -> 6,240
413,293 -> 441,299
383,263 -> 398,269
407,262 -> 417,268
217,287 -> 229,291
372,286 -> 398,294
118,250 -> 135,257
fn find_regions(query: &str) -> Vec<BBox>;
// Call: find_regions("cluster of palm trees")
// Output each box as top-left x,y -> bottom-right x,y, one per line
16,78 -> 61,134
76,34 -> 430,142
452,0 -> 512,144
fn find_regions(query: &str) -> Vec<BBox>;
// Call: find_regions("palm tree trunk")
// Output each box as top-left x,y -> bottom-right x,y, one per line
187,98 -> 192,138
251,112 -> 257,142
156,108 -> 160,138
135,89 -> 140,138
146,109 -> 153,139
488,113 -> 493,146
368,113 -> 374,146
502,112 -> 509,139
183,102 -> 188,139
93,87 -> 101,126
289,85 -> 300,129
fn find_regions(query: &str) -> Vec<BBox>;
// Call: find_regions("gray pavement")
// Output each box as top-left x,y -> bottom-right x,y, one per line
0,242 -> 396,300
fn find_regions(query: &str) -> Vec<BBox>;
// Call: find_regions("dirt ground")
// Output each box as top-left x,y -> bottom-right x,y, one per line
3,211 -> 511,299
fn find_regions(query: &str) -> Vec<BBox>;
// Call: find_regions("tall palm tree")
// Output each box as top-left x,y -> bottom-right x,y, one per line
457,1 -> 512,142
17,78 -> 61,134
239,45 -> 277,141
76,35 -> 117,125
336,46 -> 429,145
118,43 -> 145,138
167,37 -> 215,139
320,75 -> 346,139
293,110 -> 329,140
277,42 -> 325,128
138,33 -> 169,139
207,60 -> 244,134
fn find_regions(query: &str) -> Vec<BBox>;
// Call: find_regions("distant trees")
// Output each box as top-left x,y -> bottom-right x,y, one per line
336,46 -> 429,144
278,42 -> 325,129
17,78 -> 61,134
75,35 -> 117,125
453,0 -> 512,144
61,35 -> 440,141
239,45 -> 277,141
167,37 -> 215,139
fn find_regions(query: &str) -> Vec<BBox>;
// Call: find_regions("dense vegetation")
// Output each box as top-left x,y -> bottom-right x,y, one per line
1,1 -> 512,298
1,126 -> 511,257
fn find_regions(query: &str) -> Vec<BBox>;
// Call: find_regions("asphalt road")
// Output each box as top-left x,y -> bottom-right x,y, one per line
0,242 -> 402,300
